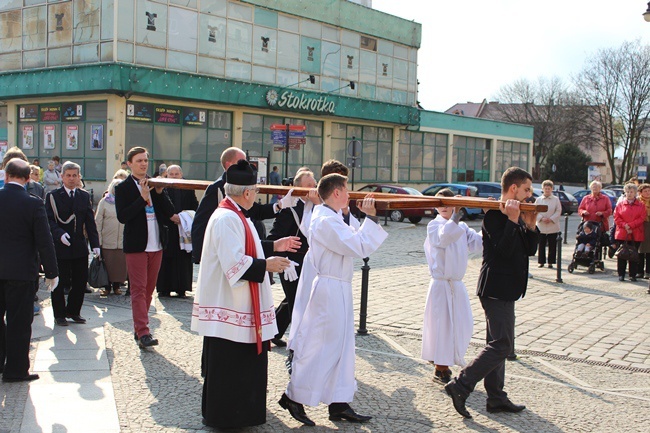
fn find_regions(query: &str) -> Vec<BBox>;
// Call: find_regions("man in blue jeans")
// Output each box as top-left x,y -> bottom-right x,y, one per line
444,167 -> 538,419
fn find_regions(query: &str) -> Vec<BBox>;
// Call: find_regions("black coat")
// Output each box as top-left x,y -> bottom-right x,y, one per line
115,175 -> 175,254
267,200 -> 308,263
45,187 -> 99,260
476,209 -> 539,301
191,174 -> 276,263
0,183 -> 58,280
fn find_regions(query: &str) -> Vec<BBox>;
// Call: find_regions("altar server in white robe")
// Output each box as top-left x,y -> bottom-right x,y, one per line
279,174 -> 388,427
421,188 -> 483,385
288,160 -> 359,351
191,159 -> 297,429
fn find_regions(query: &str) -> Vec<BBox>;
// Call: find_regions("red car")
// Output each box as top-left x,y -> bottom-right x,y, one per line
349,184 -> 433,224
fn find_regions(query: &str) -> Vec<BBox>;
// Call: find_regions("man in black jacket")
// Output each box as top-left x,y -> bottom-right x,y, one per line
45,161 -> 100,326
445,167 -> 538,419
192,147 -> 281,264
266,170 -> 319,347
0,159 -> 58,382
115,147 -> 175,348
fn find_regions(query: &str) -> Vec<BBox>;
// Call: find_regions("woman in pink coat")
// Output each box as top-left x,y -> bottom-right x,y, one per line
614,183 -> 645,282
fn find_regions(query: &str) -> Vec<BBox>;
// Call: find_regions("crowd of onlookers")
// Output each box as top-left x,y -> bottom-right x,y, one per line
534,178 -> 650,293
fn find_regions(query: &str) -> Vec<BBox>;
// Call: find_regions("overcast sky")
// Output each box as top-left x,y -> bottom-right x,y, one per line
371,0 -> 650,112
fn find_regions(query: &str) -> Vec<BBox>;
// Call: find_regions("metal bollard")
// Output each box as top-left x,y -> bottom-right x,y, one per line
556,230 -> 563,283
564,215 -> 569,244
357,257 -> 370,335
384,213 -> 388,226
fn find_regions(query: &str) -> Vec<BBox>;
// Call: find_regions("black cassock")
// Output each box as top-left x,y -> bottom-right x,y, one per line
156,188 -> 198,296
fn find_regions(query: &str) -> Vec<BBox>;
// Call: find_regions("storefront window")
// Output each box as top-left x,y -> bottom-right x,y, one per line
495,140 -> 529,180
452,135 -> 491,182
398,130 -> 447,183
125,105 -> 232,180
332,123 -> 392,183
17,101 -> 107,181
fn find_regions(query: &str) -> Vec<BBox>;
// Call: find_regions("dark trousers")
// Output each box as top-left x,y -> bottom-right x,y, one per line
637,252 -> 650,275
51,257 -> 88,319
456,297 -> 515,405
0,280 -> 35,378
617,241 -> 641,278
275,277 -> 299,339
537,232 -> 558,265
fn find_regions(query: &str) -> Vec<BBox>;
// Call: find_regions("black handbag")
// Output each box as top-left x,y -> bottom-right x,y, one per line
88,256 -> 109,288
615,235 -> 639,262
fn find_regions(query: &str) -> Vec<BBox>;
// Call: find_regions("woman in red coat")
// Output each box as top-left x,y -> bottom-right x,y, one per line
614,183 -> 645,282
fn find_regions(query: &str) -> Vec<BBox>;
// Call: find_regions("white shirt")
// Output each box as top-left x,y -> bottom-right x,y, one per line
133,177 -> 161,252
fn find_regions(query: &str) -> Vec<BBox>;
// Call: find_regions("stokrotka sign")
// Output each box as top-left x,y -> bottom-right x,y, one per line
265,89 -> 335,114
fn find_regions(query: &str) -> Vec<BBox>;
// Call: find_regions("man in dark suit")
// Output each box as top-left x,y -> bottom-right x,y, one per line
266,170 -> 319,347
0,159 -> 58,382
115,147 -> 175,348
445,167 -> 538,419
156,164 -> 198,298
192,147 -> 282,264
45,161 -> 100,327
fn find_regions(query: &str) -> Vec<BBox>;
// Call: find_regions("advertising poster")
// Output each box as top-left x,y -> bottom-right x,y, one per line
0,141 -> 7,161
44,125 -> 56,149
66,125 -> 78,150
90,125 -> 103,150
22,125 -> 34,149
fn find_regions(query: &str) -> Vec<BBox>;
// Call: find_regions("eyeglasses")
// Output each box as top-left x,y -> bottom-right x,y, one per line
246,187 -> 260,193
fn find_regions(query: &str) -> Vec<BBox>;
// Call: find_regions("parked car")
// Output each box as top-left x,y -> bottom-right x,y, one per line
421,183 -> 482,220
531,189 -> 579,215
465,181 -> 502,199
349,184 -> 433,224
571,189 -> 617,210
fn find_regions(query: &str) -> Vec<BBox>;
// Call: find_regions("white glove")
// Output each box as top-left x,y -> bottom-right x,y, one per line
279,189 -> 299,209
60,233 -> 71,246
282,261 -> 300,282
45,277 -> 59,292
92,248 -> 101,258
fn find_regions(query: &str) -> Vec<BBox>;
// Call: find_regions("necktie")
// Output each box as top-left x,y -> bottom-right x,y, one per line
69,190 -> 74,200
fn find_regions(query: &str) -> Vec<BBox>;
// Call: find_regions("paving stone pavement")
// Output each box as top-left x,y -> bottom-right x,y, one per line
2,214 -> 650,432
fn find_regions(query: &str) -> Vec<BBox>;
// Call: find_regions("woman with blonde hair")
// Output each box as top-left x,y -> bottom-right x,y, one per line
95,178 -> 127,295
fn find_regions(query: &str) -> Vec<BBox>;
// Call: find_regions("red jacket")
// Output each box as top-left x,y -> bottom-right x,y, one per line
578,193 -> 612,231
614,199 -> 645,242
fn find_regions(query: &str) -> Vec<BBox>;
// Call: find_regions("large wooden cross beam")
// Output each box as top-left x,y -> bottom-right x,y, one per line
147,178 -> 548,213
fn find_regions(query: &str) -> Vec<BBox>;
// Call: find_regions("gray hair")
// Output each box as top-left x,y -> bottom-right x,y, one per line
294,170 -> 314,187
61,161 -> 81,175
224,183 -> 255,197
107,178 -> 122,195
624,182 -> 638,193
589,180 -> 602,189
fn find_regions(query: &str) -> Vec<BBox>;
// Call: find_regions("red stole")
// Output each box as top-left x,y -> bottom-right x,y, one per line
218,198 -> 263,354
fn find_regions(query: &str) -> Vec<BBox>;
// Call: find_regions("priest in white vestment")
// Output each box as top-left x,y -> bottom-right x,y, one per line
421,188 -> 483,384
191,159 -> 297,429
279,174 -> 388,426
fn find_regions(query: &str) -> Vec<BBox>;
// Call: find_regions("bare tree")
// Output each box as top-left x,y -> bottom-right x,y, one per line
491,77 -> 591,179
574,40 -> 650,183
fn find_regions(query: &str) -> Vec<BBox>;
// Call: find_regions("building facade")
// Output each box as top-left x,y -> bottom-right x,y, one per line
0,0 -> 532,197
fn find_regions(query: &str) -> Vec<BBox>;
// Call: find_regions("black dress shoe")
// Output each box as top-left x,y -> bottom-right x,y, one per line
139,334 -> 159,348
55,317 -> 69,326
631,277 -> 638,282
329,407 -> 372,423
84,286 -> 92,293
537,263 -> 545,268
486,400 -> 526,413
158,292 -> 171,298
2,373 -> 39,383
548,264 -> 554,269
66,315 -> 86,324
175,292 -> 187,299
444,380 -> 472,418
278,393 -> 315,426
619,276 -> 625,281
271,337 -> 287,347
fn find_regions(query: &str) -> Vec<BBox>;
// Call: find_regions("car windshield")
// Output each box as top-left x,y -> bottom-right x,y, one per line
401,187 -> 422,195
563,191 -> 577,201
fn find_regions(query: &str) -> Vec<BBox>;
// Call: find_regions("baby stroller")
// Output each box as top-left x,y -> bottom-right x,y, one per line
567,220 -> 606,274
